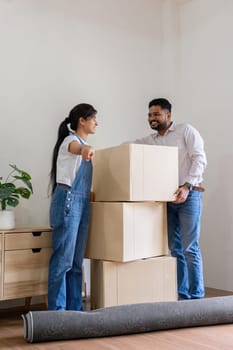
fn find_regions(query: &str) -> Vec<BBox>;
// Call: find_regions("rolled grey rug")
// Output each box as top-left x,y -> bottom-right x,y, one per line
22,296 -> 233,343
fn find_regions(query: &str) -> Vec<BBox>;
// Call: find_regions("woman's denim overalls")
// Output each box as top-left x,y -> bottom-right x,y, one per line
48,137 -> 92,310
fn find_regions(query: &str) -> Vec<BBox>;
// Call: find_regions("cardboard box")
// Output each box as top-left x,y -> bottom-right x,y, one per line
91,256 -> 177,309
86,202 -> 168,262
93,144 -> 178,202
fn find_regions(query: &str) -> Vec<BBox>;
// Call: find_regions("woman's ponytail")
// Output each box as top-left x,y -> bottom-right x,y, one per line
50,118 -> 70,193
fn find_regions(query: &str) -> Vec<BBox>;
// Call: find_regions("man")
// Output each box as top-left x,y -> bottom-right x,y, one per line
133,98 -> 207,300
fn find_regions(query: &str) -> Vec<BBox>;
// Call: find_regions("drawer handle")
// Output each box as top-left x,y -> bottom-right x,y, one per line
32,231 -> 42,237
32,248 -> 41,253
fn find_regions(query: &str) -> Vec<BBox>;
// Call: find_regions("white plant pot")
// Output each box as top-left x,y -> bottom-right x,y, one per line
0,210 -> 15,230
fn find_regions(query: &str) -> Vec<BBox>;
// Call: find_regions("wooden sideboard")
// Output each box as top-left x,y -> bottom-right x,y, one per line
0,227 -> 52,301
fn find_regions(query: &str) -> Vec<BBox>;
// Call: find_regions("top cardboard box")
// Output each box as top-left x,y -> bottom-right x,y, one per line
93,144 -> 178,202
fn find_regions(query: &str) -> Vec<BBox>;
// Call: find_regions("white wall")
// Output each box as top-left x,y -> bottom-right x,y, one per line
0,0 -> 170,226
176,0 -> 233,290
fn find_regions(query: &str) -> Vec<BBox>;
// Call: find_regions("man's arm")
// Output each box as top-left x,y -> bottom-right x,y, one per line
173,124 -> 207,204
184,124 -> 207,185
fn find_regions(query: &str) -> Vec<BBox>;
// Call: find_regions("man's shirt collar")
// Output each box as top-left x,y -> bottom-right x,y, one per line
153,121 -> 175,137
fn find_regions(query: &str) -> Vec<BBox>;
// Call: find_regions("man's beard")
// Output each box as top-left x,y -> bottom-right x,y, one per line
150,121 -> 167,131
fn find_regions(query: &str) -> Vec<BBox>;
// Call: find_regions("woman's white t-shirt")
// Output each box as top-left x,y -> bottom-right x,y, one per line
56,134 -> 87,187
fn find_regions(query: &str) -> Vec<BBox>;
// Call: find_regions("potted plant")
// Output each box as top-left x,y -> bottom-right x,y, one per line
0,164 -> 33,229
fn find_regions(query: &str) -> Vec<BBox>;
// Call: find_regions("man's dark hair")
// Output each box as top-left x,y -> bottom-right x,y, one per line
148,98 -> 172,112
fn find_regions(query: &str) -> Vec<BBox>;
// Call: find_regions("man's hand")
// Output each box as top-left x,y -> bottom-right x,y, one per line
173,185 -> 190,204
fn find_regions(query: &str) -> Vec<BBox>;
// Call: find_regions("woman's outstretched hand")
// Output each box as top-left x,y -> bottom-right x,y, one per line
81,145 -> 95,161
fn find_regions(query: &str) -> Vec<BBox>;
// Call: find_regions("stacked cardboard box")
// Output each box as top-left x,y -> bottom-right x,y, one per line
86,144 -> 179,309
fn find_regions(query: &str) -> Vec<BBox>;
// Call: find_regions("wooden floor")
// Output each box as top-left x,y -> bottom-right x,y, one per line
1,288 -> 233,350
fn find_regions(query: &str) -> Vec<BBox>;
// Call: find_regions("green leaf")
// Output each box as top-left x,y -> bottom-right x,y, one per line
13,173 -> 31,181
15,187 -> 31,199
22,172 -> 31,180
1,183 -> 16,190
0,186 -> 15,200
10,193 -> 20,199
13,176 -> 33,193
7,197 -> 19,207
10,165 -> 31,179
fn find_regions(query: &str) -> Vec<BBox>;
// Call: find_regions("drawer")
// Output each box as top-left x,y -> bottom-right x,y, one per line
3,248 -> 52,299
4,231 -> 52,250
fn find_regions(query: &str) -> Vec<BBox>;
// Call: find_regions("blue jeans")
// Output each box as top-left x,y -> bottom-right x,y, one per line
48,158 -> 92,311
167,190 -> 204,299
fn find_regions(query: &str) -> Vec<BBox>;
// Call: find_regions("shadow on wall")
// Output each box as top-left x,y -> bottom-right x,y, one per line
201,151 -> 233,290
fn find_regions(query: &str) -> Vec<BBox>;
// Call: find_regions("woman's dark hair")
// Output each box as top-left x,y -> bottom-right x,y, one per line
50,103 -> 97,193
148,98 -> 172,112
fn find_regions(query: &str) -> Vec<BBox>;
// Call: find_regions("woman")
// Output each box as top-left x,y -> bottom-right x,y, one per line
48,103 -> 98,311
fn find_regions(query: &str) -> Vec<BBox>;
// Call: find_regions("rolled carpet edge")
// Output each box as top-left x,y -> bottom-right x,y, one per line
22,296 -> 233,343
